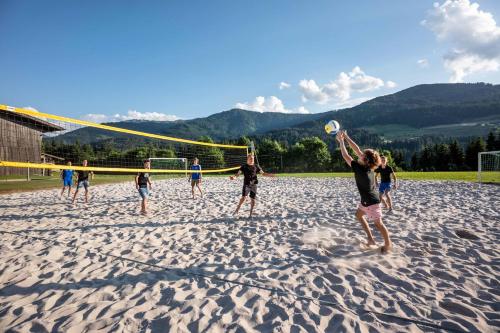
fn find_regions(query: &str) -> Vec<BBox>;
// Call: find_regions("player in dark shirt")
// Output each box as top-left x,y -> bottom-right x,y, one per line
375,156 -> 398,211
337,130 -> 392,253
230,154 -> 274,218
136,159 -> 152,215
72,160 -> 93,205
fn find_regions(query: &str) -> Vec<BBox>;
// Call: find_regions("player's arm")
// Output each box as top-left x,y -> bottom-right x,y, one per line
375,171 -> 380,186
337,132 -> 353,167
135,174 -> 139,189
230,170 -> 242,180
259,168 -> 275,177
392,169 -> 398,189
344,131 -> 364,160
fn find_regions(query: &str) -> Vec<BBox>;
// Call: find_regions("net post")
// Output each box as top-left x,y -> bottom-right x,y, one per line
184,158 -> 188,178
478,152 -> 481,188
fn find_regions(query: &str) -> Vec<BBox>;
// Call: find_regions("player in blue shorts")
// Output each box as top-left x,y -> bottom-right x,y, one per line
136,159 -> 152,215
189,157 -> 203,199
375,156 -> 398,211
60,161 -> 74,198
72,160 -> 93,205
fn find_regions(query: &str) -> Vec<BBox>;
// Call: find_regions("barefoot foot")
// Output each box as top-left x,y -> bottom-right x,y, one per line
380,244 -> 392,253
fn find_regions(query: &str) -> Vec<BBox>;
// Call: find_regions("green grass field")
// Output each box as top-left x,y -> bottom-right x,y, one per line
278,171 -> 500,183
0,171 -> 498,194
0,174 -> 184,193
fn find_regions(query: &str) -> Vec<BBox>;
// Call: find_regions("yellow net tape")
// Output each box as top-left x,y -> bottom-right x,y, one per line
0,161 -> 240,174
0,104 -> 248,174
0,105 -> 247,149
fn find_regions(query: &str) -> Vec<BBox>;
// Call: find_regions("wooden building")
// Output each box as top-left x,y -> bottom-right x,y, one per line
0,107 -> 63,176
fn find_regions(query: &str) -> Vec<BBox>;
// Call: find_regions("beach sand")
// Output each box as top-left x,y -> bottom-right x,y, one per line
0,177 -> 498,332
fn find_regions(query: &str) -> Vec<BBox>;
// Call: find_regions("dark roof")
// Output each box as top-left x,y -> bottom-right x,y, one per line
0,107 -> 64,133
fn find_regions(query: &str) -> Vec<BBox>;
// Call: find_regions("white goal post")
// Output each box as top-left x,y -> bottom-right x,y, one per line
148,157 -> 188,177
478,151 -> 500,185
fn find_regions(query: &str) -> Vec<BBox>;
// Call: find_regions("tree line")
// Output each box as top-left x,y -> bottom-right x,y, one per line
254,131 -> 500,172
43,131 -> 499,172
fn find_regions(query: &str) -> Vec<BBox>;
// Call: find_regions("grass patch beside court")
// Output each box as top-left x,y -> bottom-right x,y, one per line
1,171 -> 498,194
0,174 -> 185,194
278,171 -> 499,183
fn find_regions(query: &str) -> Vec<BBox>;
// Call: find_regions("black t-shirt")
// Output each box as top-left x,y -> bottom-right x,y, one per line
351,160 -> 380,206
77,171 -> 90,182
375,165 -> 394,183
240,164 -> 262,185
137,172 -> 149,187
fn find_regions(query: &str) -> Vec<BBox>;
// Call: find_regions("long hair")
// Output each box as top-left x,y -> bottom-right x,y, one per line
364,149 -> 381,169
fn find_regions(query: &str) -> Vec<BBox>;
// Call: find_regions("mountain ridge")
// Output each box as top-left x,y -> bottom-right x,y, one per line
51,83 -> 500,145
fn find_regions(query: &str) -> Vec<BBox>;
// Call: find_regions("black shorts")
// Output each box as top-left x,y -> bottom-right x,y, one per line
242,184 -> 257,199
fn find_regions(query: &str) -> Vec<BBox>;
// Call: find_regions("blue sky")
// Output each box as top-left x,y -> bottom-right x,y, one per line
1,0 -> 499,122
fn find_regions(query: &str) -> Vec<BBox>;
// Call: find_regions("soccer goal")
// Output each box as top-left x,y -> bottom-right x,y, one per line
478,151 -> 500,185
148,157 -> 188,177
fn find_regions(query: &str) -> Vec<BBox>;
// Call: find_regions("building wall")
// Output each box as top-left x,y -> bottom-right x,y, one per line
0,118 -> 42,176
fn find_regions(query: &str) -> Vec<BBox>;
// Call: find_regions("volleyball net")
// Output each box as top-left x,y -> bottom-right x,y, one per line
0,104 -> 249,174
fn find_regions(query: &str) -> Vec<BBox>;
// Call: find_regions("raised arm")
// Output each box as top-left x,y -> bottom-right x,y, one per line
337,132 -> 353,167
344,131 -> 364,160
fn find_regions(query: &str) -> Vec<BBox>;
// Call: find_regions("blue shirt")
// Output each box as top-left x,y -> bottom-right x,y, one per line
191,165 -> 201,180
62,169 -> 74,181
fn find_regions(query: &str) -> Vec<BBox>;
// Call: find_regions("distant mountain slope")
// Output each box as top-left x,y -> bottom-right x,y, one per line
263,83 -> 500,142
51,83 -> 500,145
55,109 -> 324,144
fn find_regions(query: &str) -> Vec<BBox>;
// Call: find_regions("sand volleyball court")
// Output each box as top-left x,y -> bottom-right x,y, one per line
0,177 -> 498,332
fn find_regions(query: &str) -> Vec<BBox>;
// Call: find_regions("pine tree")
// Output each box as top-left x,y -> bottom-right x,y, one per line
419,146 -> 434,171
486,132 -> 495,151
465,138 -> 486,170
448,140 -> 464,170
410,152 -> 419,171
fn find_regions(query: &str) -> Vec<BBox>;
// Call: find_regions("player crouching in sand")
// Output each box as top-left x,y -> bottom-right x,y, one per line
336,130 -> 392,253
230,154 -> 274,218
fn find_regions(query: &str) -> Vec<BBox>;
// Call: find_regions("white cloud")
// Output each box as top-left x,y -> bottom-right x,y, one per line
417,59 -> 429,68
386,80 -> 397,88
279,81 -> 291,90
299,79 -> 329,104
295,106 -> 310,114
82,110 -> 180,123
82,114 -> 110,123
299,66 -> 395,105
235,96 -> 309,114
422,0 -> 500,82
23,106 -> 39,112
